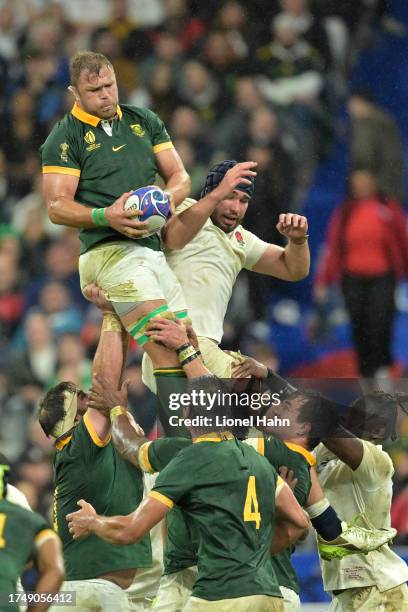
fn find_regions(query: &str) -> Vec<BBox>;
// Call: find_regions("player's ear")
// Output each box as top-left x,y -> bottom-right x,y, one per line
68,85 -> 79,101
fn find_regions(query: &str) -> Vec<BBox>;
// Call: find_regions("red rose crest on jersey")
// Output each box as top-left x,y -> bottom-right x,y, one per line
235,230 -> 245,246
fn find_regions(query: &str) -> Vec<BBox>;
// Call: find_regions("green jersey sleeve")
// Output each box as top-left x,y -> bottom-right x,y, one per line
40,121 -> 81,177
140,438 -> 192,473
143,108 -> 173,152
264,436 -> 312,506
149,450 -> 192,508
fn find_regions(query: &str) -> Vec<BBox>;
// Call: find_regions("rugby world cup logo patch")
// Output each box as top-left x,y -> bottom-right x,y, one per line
142,188 -> 169,219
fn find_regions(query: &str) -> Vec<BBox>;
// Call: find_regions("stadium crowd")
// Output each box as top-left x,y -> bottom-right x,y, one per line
0,0 -> 408,570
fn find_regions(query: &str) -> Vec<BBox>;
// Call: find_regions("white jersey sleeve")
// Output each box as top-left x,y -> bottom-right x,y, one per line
352,440 -> 394,491
241,228 -> 269,270
6,483 -> 32,510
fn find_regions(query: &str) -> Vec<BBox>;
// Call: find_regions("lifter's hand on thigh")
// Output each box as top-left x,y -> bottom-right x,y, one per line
145,317 -> 189,350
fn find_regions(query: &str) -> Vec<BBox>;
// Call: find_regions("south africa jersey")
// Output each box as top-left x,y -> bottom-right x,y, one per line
261,436 -> 313,596
53,413 -> 151,580
148,433 -> 282,601
164,199 -> 269,343
0,499 -> 54,611
40,103 -> 173,254
142,434 -> 313,595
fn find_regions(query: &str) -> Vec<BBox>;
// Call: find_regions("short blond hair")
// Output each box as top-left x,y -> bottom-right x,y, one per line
69,51 -> 113,87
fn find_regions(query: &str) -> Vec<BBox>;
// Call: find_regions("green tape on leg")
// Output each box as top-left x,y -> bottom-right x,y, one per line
128,304 -> 169,337
175,310 -> 188,320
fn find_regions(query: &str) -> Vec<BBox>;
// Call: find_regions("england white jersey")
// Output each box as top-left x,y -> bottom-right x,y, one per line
315,441 -> 408,592
164,199 -> 269,343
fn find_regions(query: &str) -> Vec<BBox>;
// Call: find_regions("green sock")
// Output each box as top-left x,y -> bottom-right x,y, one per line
154,368 -> 190,438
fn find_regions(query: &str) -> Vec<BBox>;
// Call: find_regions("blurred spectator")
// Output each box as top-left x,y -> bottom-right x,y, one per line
0,2 -> 19,62
8,310 -> 57,391
347,88 -> 406,203
91,27 -> 138,96
213,1 -> 251,63
213,77 -> 266,158
146,61 -> 181,123
177,60 -> 222,122
162,0 -> 206,54
276,0 -> 334,68
108,0 -> 154,59
254,13 -> 324,183
22,238 -> 87,315
314,169 -> 408,379
0,252 -> 23,343
0,223 -> 20,260
255,14 -> 324,108
127,0 -> 165,29
38,280 -> 83,337
173,138 -> 207,199
0,149 -> 9,221
50,332 -> 92,389
169,106 -> 212,164
1,88 -> 45,198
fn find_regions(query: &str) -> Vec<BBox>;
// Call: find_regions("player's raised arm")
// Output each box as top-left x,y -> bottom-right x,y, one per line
163,161 -> 257,250
252,213 -> 310,281
155,146 -> 191,209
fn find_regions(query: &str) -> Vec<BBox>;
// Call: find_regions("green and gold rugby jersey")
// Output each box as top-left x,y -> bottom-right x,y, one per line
149,433 -> 282,601
140,437 -> 198,575
40,103 -> 173,254
142,435 -> 313,594
0,499 -> 53,611
261,437 -> 314,596
53,412 -> 151,580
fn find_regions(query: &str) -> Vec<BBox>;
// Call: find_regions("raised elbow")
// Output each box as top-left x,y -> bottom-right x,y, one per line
289,266 -> 310,282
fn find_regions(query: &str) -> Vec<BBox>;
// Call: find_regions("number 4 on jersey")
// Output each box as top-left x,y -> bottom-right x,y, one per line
244,476 -> 261,529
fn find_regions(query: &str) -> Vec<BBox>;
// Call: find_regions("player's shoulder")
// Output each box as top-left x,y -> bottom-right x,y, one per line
120,104 -> 162,124
0,498 -> 34,522
360,440 -> 393,471
41,112 -> 81,149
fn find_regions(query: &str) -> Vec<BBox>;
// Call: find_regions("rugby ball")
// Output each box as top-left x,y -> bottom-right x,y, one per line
124,185 -> 171,237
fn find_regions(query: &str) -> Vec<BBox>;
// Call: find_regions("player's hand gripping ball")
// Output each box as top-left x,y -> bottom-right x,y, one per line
124,186 -> 171,237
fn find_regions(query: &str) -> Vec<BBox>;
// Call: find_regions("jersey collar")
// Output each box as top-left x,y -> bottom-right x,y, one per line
71,102 -> 123,127
193,431 -> 234,443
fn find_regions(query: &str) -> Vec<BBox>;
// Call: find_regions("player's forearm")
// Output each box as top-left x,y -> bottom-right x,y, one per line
321,433 -> 364,470
111,412 -> 148,467
47,196 -> 96,228
28,570 -> 65,612
165,169 -> 191,208
271,522 -> 309,554
93,314 -> 125,388
89,513 -> 138,545
281,239 -> 310,281
163,192 -> 220,250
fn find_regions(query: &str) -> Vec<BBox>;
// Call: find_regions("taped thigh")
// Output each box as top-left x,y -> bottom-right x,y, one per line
126,305 -> 176,346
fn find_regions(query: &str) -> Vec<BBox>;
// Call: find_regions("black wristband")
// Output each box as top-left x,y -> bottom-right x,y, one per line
181,352 -> 199,367
176,342 -> 191,354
